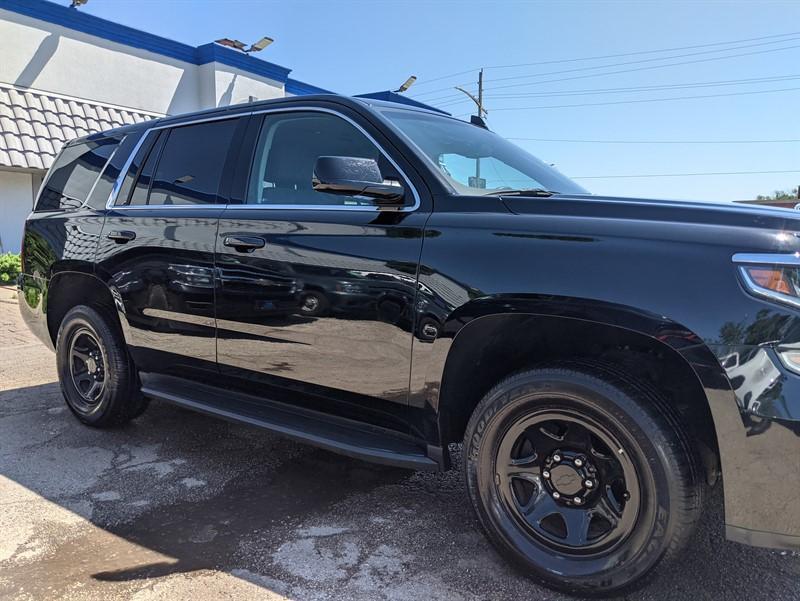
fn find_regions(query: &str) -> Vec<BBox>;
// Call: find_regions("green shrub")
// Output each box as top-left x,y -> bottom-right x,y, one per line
24,284 -> 40,308
0,253 -> 21,284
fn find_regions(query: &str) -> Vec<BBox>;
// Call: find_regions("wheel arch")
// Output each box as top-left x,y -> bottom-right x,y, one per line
46,270 -> 129,347
433,298 -> 729,484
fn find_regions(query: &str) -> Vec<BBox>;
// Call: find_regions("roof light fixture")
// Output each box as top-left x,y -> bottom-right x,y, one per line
215,37 -> 274,54
394,76 -> 417,93
246,37 -> 274,53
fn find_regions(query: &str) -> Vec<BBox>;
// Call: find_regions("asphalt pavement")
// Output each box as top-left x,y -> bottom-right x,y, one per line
1,285 -> 798,600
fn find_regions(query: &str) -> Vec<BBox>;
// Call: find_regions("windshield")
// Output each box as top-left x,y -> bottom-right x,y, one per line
380,109 -> 587,196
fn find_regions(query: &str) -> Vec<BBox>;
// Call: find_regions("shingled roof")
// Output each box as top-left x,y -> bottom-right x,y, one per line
0,84 -> 161,171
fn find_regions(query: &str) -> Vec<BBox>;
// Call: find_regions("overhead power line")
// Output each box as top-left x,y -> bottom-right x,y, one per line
572,169 -> 800,180
481,74 -> 798,100
485,31 -> 800,70
507,137 -> 800,144
484,85 -> 800,111
487,37 -> 800,86
406,68 -> 481,87
414,41 -> 800,103
434,74 -> 800,108
410,30 -> 800,89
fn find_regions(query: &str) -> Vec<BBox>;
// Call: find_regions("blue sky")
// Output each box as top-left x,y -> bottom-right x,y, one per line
71,0 -> 797,202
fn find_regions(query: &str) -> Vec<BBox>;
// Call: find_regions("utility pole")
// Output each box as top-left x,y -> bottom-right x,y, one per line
454,68 -> 487,119
478,67 -> 484,118
454,69 -> 488,187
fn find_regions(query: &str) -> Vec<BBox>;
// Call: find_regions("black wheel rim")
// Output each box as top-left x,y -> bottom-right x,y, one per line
68,327 -> 107,412
494,409 -> 640,555
302,295 -> 320,313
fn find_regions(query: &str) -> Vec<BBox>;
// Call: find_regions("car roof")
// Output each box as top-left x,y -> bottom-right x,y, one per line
85,94 -> 450,142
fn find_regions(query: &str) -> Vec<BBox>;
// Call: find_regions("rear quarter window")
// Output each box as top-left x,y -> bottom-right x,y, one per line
36,137 -> 121,211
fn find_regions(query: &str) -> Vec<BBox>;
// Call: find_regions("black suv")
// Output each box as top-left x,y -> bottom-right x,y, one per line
17,95 -> 800,596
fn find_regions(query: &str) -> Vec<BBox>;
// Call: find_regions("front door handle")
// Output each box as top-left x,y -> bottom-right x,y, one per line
107,230 -> 136,244
223,236 -> 266,252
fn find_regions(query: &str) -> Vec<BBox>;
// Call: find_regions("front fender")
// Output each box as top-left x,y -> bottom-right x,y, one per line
409,294 -> 713,411
410,294 -> 800,549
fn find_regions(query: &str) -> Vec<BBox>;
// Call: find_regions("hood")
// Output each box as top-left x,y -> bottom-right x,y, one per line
502,193 -> 800,233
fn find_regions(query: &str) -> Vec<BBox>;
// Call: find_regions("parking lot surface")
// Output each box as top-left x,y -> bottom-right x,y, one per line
1,285 -> 798,601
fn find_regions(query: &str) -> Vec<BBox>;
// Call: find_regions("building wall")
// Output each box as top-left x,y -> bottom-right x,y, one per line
0,2 -> 296,253
0,10 -> 291,116
0,10 -> 203,115
0,170 -> 36,254
205,63 -> 285,108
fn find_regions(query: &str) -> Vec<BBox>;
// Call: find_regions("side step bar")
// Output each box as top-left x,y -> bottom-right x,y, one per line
140,373 -> 441,472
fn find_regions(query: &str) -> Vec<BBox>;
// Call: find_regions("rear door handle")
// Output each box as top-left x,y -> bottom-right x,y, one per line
107,230 -> 136,243
223,236 -> 266,252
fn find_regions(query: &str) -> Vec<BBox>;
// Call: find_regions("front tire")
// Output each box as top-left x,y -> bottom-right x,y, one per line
56,305 -> 148,427
463,363 -> 703,596
299,291 -> 329,317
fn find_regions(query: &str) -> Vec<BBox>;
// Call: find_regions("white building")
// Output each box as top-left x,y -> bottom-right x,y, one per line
0,0 -> 333,253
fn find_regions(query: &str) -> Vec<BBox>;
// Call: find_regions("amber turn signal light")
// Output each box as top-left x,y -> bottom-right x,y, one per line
742,266 -> 795,296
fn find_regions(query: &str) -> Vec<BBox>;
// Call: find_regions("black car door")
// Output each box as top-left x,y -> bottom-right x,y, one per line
96,116 -> 248,376
214,105 -> 431,429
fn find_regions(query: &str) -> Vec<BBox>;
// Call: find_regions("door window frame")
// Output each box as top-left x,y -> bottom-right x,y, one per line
105,107 -> 421,213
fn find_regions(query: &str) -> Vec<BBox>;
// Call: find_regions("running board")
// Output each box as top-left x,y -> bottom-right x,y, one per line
140,373 -> 440,471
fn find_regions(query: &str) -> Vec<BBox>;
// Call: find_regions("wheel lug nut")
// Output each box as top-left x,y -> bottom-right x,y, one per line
585,479 -> 594,488
542,470 -> 550,479
573,497 -> 582,504
552,491 -> 561,499
553,454 -> 561,462
574,458 -> 584,467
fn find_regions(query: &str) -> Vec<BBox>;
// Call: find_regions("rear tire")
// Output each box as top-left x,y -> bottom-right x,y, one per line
56,305 -> 148,427
463,362 -> 703,597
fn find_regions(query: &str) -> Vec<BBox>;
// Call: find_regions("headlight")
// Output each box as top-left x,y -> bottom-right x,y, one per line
777,346 -> 800,374
733,253 -> 800,310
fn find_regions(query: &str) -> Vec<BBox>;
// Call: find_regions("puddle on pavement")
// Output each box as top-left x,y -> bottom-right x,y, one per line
1,449 -> 410,599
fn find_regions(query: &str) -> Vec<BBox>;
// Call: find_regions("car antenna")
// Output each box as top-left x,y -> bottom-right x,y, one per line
470,115 -> 489,129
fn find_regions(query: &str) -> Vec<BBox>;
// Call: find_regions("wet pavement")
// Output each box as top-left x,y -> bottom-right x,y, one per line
1,285 -> 798,600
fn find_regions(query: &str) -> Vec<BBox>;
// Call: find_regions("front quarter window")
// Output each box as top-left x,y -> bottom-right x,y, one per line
380,109 -> 587,196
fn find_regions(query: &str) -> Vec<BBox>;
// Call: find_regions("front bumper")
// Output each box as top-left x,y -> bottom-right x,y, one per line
701,344 -> 800,550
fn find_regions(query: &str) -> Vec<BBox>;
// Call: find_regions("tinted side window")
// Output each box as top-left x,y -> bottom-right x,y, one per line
36,138 -> 121,211
246,112 -> 400,206
124,131 -> 167,206
145,119 -> 237,206
114,130 -> 160,206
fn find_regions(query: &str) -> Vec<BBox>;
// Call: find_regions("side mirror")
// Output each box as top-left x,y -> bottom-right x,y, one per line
312,156 -> 405,205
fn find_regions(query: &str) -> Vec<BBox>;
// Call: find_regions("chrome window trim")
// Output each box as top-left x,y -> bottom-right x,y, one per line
83,135 -> 126,210
106,204 -> 230,211
106,130 -> 153,208
733,253 -> 800,311
106,106 -> 421,213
